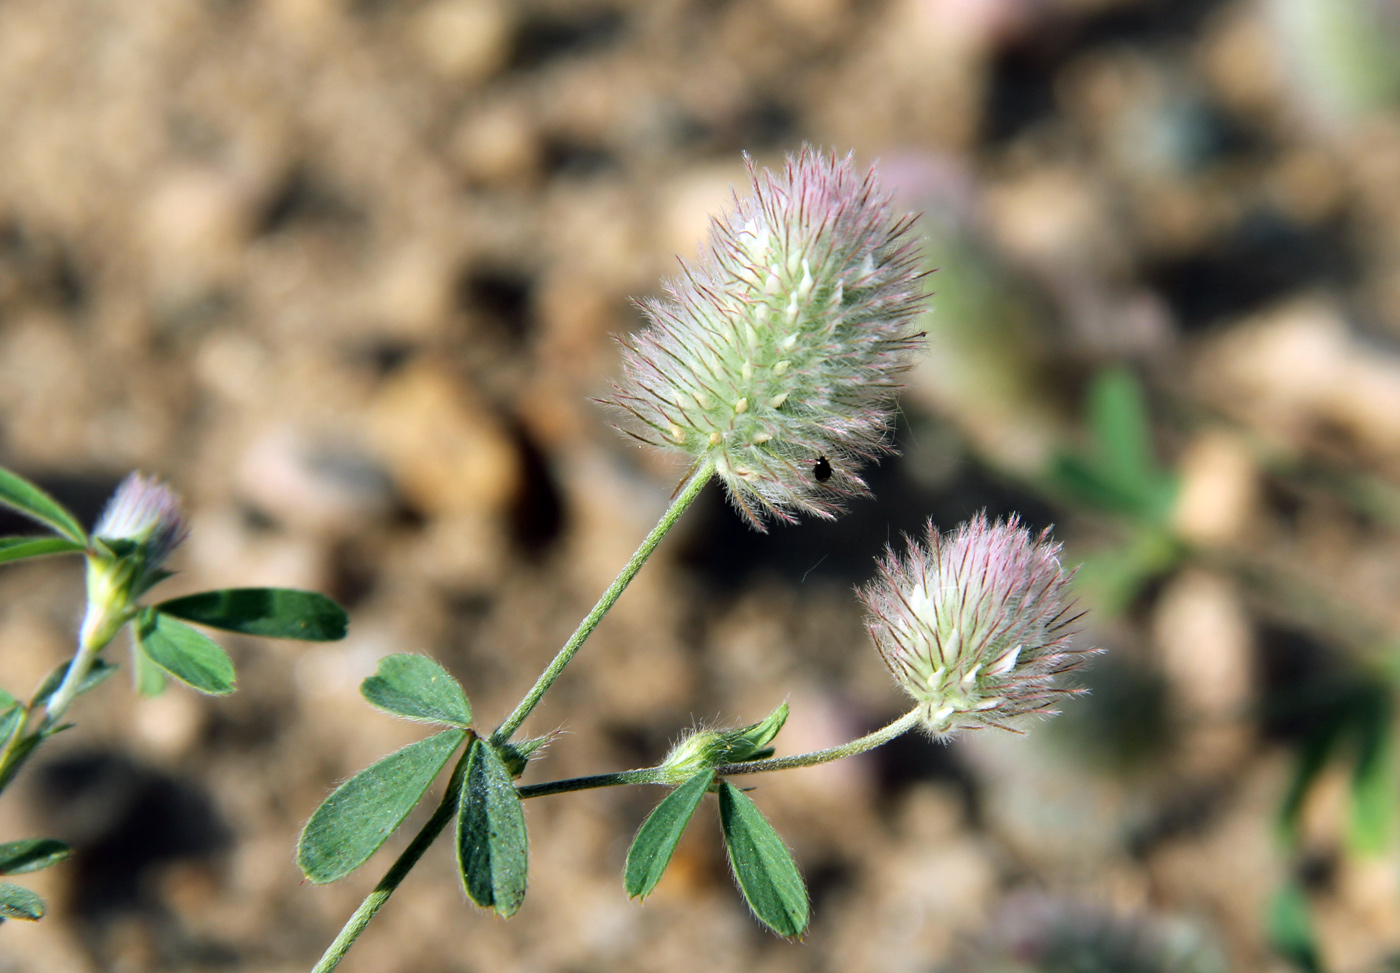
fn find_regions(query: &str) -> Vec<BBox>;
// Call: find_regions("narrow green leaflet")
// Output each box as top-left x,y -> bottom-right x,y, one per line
1348,696 -> 1397,855
157,588 -> 348,641
0,537 -> 85,566
29,658 -> 119,708
132,641 -> 168,697
0,839 -> 71,876
298,728 -> 466,884
360,654 -> 471,728
457,739 -> 528,917
625,769 -> 712,899
1048,368 -> 1177,526
0,705 -> 22,753
0,882 -> 44,921
718,782 -> 808,938
0,468 -> 86,545
136,611 -> 236,695
1267,882 -> 1322,973
1088,367 -> 1158,495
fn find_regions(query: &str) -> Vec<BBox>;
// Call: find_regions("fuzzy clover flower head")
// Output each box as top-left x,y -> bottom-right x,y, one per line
94,473 -> 189,568
609,147 -> 929,529
860,514 -> 1088,738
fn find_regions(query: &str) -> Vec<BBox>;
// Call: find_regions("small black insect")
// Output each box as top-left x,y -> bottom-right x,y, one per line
813,455 -> 833,483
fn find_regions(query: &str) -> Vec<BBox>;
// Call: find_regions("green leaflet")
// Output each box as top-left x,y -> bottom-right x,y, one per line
0,839 -> 71,876
1049,368 -> 1178,527
0,705 -> 21,754
361,655 -> 471,728
718,782 -> 808,938
0,882 -> 45,921
298,728 -> 467,884
625,769 -> 712,899
1267,882 -> 1322,973
135,610 -> 236,695
457,739 -> 528,917
0,537 -> 84,566
0,468 -> 86,545
157,588 -> 349,641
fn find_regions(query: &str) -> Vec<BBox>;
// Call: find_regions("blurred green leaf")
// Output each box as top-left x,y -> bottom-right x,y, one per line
29,658 -> 119,709
1267,882 -> 1323,973
1348,694 -> 1396,855
157,588 -> 348,641
132,642 -> 167,697
457,739 -> 528,917
0,839 -> 70,876
298,728 -> 466,884
1071,527 -> 1182,615
0,705 -> 22,754
0,468 -> 86,545
718,782 -> 808,938
625,769 -> 712,899
1280,712 -> 1348,846
0,537 -> 84,567
0,882 -> 44,921
1049,368 -> 1178,527
136,610 -> 235,695
361,655 -> 471,728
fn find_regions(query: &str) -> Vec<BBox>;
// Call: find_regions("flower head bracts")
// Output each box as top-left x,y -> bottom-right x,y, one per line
860,514 -> 1088,737
609,148 -> 928,529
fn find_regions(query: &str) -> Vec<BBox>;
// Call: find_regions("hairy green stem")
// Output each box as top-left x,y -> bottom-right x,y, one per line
492,460 -> 713,744
714,709 -> 920,776
0,618 -> 115,794
310,743 -> 474,973
517,767 -> 663,800
517,709 -> 922,799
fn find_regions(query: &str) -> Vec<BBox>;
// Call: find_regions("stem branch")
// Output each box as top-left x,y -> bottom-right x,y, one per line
492,461 -> 713,744
516,709 -> 922,800
715,709 -> 921,776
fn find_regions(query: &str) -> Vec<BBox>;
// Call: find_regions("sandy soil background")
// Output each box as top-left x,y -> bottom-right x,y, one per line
3,0 -> 1400,970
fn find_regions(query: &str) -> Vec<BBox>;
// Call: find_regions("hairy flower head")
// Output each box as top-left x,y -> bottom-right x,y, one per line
609,147 -> 928,528
860,514 -> 1088,737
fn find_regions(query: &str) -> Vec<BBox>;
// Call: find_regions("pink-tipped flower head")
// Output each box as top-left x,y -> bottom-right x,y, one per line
860,514 -> 1088,738
94,473 -> 189,569
609,148 -> 928,529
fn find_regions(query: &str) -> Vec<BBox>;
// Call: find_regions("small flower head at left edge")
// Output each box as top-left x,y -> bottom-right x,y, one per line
80,473 -> 189,649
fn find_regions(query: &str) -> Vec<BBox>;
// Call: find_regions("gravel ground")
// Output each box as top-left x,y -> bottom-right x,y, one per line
3,0 -> 1400,970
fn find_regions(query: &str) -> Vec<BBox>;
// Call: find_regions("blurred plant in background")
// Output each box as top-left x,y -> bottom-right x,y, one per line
0,470 -> 348,922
